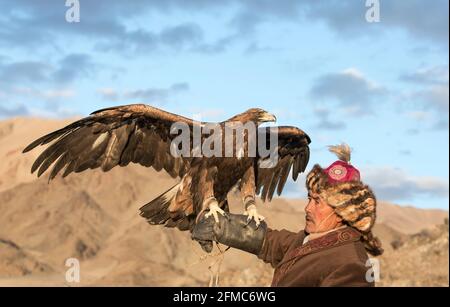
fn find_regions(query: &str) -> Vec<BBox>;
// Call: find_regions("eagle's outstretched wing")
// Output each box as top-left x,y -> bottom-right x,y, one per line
256,126 -> 311,202
23,104 -> 195,180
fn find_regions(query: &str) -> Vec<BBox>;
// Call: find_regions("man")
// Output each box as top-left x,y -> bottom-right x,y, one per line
192,144 -> 383,287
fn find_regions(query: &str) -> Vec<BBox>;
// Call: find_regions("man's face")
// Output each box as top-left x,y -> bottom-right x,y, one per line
305,192 -> 342,234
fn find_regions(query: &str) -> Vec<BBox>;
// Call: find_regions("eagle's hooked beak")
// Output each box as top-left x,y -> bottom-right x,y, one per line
260,112 -> 277,123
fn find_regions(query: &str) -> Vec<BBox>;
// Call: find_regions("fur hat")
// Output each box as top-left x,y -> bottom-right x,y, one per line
306,143 -> 383,256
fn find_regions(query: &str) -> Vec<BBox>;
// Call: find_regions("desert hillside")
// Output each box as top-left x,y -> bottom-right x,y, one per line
0,118 -> 448,286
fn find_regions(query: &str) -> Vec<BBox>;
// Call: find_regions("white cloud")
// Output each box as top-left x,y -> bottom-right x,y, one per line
400,65 -> 449,85
42,89 -> 76,99
415,84 -> 449,130
0,103 -> 30,118
97,88 -> 119,101
362,166 -> 449,201
313,107 -> 346,130
0,54 -> 96,85
405,111 -> 430,121
97,83 -> 189,103
421,85 -> 449,113
0,86 -> 78,119
310,68 -> 387,116
341,67 -> 365,79
399,65 -> 449,130
13,87 -> 76,100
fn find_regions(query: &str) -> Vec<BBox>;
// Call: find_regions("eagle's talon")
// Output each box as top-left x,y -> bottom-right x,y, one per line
204,200 -> 225,223
243,204 -> 265,228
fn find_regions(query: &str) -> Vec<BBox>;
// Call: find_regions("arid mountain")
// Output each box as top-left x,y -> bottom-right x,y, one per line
0,118 -> 76,193
0,238 -> 52,278
0,117 -> 448,286
378,219 -> 449,286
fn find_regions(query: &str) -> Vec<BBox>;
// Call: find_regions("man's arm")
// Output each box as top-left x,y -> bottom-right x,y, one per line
191,213 -> 300,268
257,228 -> 299,268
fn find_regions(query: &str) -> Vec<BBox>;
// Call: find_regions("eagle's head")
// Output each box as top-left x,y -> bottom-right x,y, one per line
227,108 -> 277,124
242,108 -> 277,124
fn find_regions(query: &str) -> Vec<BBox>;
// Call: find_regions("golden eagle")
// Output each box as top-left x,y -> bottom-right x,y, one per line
23,104 -> 310,249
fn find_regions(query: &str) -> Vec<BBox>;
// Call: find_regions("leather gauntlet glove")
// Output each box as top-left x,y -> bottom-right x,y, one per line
192,212 -> 267,255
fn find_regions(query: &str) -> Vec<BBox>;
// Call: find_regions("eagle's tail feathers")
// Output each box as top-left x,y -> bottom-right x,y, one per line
139,183 -> 179,225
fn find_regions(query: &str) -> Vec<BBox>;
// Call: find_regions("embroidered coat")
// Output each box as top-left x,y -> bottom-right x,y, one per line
257,226 -> 374,287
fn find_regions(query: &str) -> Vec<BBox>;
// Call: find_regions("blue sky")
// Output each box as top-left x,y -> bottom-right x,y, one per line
0,0 -> 448,209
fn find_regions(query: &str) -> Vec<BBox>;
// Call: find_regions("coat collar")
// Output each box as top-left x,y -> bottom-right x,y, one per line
278,226 -> 361,267
302,225 -> 348,244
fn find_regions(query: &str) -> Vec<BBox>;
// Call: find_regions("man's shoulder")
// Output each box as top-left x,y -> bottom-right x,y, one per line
323,237 -> 370,266
308,227 -> 368,262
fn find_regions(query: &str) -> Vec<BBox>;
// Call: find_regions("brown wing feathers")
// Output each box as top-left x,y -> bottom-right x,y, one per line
23,104 -> 192,180
256,126 -> 311,202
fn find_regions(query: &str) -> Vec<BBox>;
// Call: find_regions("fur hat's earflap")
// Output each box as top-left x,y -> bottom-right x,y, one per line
322,181 -> 377,233
361,231 -> 384,256
306,164 -> 330,194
